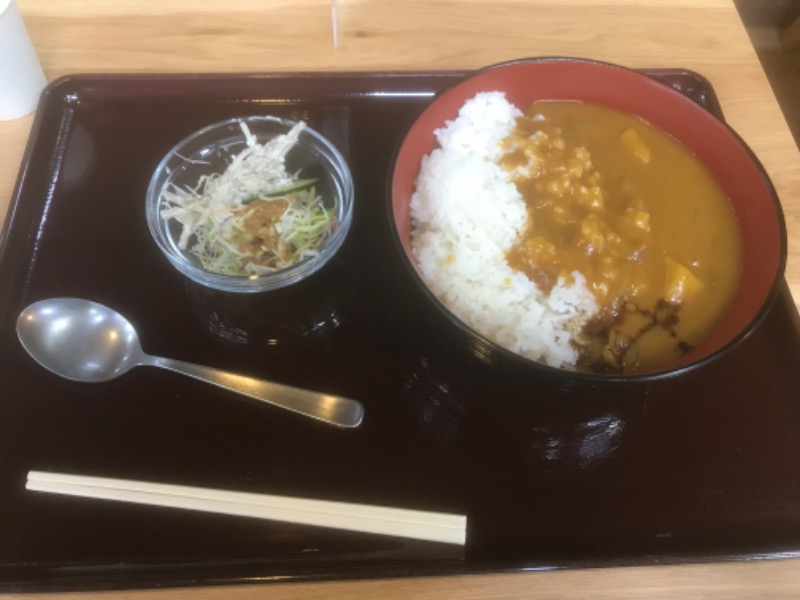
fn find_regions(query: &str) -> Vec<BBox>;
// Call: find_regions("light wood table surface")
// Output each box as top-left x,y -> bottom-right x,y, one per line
2,1 -> 800,598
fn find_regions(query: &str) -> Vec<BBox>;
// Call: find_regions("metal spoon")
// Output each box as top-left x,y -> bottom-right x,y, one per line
15,297 -> 363,428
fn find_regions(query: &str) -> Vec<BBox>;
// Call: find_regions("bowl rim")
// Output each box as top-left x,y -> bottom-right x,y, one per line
146,114 -> 354,293
387,55 -> 788,382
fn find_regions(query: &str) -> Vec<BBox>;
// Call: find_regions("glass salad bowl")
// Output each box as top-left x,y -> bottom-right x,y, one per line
146,115 -> 354,293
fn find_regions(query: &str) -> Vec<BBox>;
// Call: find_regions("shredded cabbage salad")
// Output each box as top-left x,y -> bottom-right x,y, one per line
161,120 -> 337,277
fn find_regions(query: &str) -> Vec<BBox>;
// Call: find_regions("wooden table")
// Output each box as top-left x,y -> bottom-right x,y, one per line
2,1 -> 799,598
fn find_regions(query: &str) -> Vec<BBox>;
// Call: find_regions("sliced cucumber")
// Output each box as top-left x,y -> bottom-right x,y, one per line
242,178 -> 319,204
266,178 -> 319,196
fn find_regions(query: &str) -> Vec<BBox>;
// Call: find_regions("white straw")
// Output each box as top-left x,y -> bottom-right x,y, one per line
331,0 -> 339,48
26,471 -> 466,545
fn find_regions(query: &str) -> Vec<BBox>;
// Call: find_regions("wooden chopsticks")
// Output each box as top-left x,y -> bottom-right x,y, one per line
26,471 -> 467,545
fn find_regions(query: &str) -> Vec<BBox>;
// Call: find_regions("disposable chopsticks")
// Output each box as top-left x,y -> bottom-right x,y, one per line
26,471 -> 467,545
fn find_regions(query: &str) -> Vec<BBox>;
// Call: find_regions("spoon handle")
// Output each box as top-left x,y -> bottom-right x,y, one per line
147,356 -> 363,428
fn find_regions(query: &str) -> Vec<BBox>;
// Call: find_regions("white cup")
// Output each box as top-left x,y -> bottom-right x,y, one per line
0,0 -> 47,120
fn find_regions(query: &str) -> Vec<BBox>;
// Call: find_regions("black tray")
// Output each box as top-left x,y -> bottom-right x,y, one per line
1,69 -> 799,593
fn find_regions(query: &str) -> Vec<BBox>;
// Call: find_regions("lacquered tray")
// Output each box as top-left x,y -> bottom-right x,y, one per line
1,69 -> 800,593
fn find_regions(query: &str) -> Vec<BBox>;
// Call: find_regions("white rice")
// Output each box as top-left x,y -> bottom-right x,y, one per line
410,92 -> 598,368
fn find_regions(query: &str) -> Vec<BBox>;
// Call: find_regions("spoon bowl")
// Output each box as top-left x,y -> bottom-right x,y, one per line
16,298 -> 363,428
17,298 -> 143,382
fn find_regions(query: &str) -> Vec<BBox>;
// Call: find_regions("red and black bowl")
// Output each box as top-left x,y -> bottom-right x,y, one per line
388,57 -> 787,380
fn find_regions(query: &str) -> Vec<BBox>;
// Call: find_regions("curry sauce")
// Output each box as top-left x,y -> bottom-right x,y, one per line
502,101 -> 741,373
